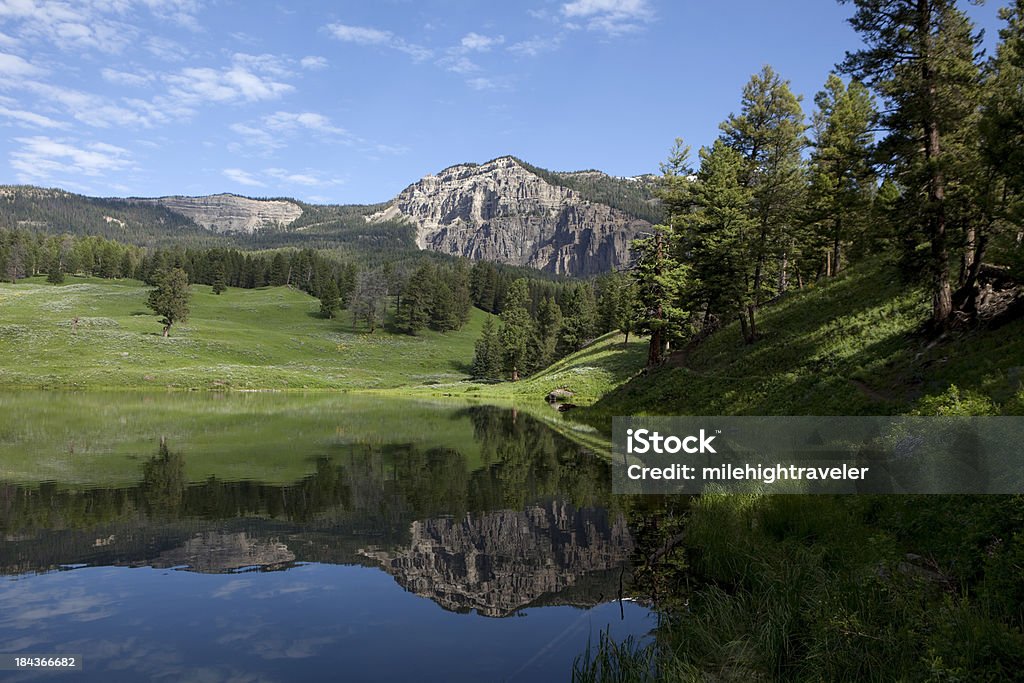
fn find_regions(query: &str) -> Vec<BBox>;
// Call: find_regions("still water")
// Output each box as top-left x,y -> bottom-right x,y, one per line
0,392 -> 650,682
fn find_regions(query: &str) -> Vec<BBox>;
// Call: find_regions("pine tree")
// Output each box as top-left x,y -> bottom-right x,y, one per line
557,284 -> 596,356
807,74 -> 877,276
269,252 -> 290,287
840,0 -> 983,328
535,295 -> 563,368
498,279 -> 534,380
471,318 -> 503,380
398,264 -> 433,333
46,249 -> 64,284
212,262 -> 227,295
719,65 -> 807,339
632,225 -> 688,365
978,0 -> 1024,281
146,267 -> 190,337
677,140 -> 758,341
319,277 -> 340,318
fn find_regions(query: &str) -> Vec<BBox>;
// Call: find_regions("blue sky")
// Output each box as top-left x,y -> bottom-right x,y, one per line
0,0 -> 1008,204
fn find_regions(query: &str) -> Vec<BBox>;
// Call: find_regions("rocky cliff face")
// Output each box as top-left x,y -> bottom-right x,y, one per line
367,156 -> 650,276
139,194 -> 302,233
361,502 -> 634,617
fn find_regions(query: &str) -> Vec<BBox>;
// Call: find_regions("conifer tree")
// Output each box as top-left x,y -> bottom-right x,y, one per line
720,65 -> 807,339
499,279 -> 534,380
471,318 -> 503,380
807,74 -> 877,276
840,0 -> 983,328
319,277 -> 340,318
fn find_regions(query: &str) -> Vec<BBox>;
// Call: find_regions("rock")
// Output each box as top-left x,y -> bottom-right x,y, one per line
545,388 -> 575,403
366,156 -> 650,276
360,503 -> 634,617
139,194 -> 302,233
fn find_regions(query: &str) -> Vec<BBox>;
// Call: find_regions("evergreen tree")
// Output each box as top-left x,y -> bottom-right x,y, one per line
212,262 -> 227,295
557,284 -> 596,356
471,318 -> 503,380
677,140 -> 759,341
978,0 -> 1024,280
319,277 -> 340,318
46,257 -> 65,284
269,252 -> 290,287
498,279 -> 534,380
535,295 -> 563,368
632,225 -> 688,365
146,267 -> 190,337
398,263 -> 433,334
840,0 -> 983,328
720,65 -> 807,339
807,74 -> 877,276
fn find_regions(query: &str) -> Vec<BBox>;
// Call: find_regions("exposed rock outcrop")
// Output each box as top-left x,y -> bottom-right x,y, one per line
139,194 -> 302,233
361,502 -> 634,617
367,156 -> 650,276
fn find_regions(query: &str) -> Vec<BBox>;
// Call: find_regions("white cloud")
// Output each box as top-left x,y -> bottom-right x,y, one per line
11,135 -> 132,181
264,168 -> 342,187
508,35 -> 562,57
223,168 -> 265,187
23,81 -> 171,128
0,52 -> 44,78
300,55 -> 327,70
460,32 -> 504,52
101,68 -> 154,87
0,1 -> 202,53
438,56 -> 479,74
466,77 -> 497,91
262,111 -> 347,135
229,111 -> 352,155
326,22 -> 432,61
561,0 -> 653,35
0,105 -> 67,128
166,57 -> 294,104
146,36 -> 188,61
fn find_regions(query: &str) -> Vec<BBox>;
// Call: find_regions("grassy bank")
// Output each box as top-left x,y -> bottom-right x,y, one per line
590,258 -> 1024,422
0,276 -> 486,390
568,259 -> 1024,681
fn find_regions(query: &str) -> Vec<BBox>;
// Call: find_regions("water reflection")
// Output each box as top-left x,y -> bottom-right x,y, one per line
0,398 -> 646,679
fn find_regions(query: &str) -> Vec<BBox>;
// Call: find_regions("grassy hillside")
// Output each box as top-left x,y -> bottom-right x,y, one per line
570,259 -> 1024,681
0,276 -> 487,390
388,330 -> 647,407
591,258 -> 1024,421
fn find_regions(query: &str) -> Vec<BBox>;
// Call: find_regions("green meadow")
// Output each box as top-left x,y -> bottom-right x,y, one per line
0,276 -> 486,391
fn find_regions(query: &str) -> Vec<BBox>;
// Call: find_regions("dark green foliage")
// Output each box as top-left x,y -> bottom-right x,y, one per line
211,261 -> 227,295
556,283 -> 597,356
515,158 -> 666,224
146,267 -> 190,337
318,278 -> 340,318
840,0 -> 984,328
498,279 -> 534,380
471,318 -> 503,380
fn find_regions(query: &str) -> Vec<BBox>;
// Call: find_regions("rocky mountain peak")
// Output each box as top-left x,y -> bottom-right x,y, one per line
367,156 -> 650,276
137,193 -> 303,234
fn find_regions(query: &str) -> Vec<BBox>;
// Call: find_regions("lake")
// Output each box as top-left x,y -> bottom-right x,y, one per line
0,392 -> 651,682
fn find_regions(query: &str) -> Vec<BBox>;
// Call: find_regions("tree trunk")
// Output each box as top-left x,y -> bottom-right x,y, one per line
920,0 -> 952,329
647,328 -> 663,367
832,219 -> 842,277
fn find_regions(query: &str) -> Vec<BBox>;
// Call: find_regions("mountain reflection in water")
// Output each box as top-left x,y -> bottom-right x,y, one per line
0,397 -> 649,682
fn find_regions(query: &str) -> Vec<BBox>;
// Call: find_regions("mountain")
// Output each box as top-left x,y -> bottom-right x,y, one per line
366,156 -> 655,276
1,156 -> 660,276
136,193 -> 303,233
